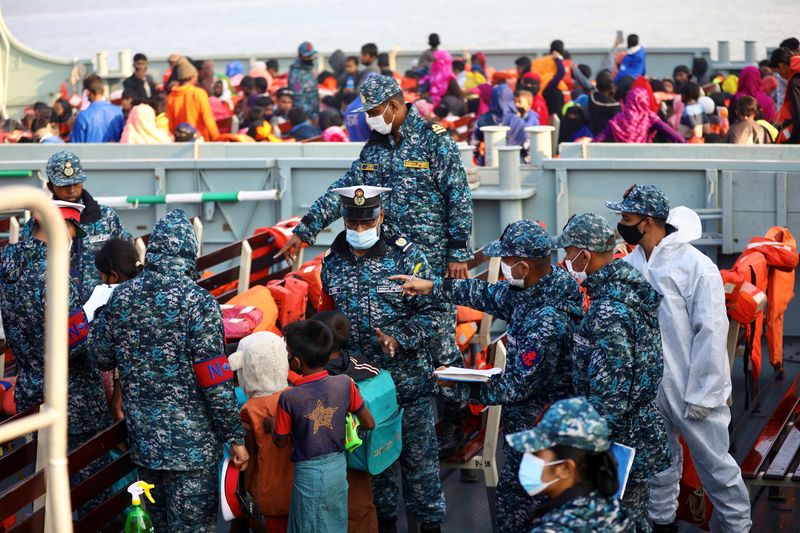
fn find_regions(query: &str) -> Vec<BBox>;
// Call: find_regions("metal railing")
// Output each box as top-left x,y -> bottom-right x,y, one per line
0,186 -> 73,533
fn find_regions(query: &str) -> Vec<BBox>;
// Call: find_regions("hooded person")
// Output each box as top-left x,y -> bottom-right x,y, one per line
730,66 -> 776,125
121,103 -> 173,144
551,212 -> 670,532
89,209 -> 248,533
614,34 -> 646,83
422,49 -> 457,107
594,88 -> 685,143
470,83 -> 528,164
607,185 -> 752,533
230,332 -> 294,531
393,220 -> 584,533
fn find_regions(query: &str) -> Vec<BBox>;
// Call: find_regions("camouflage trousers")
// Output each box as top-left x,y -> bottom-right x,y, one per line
137,465 -> 218,533
622,480 -> 653,533
496,445 -> 535,533
372,398 -> 446,527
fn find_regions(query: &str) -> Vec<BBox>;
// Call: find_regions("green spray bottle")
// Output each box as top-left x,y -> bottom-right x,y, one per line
125,480 -> 155,533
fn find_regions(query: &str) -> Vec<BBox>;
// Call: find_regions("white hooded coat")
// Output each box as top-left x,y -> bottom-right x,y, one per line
624,206 -> 731,409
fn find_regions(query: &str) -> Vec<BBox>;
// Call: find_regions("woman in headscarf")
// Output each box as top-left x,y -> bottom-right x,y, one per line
469,83 -> 529,164
121,104 -> 172,144
423,50 -> 462,108
729,66 -> 776,125
594,87 -> 684,143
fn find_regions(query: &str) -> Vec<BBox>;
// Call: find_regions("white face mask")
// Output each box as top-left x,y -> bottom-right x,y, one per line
518,453 -> 565,496
500,260 -> 526,289
565,250 -> 589,284
346,226 -> 380,250
366,103 -> 395,135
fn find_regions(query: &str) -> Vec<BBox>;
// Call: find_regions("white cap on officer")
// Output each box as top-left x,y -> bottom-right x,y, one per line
332,186 -> 392,220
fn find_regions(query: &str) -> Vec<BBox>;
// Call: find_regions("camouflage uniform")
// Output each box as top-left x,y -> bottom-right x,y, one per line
22,151 -> 132,302
431,220 -> 583,533
288,42 -> 320,121
553,214 -> 670,532
0,237 -> 110,447
89,209 -> 244,533
295,76 -> 472,368
506,397 -> 632,533
320,230 -> 448,528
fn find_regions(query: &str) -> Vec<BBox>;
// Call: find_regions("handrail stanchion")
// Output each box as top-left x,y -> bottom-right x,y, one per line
237,240 -> 252,295
525,126 -> 555,167
9,216 -> 19,244
0,186 -> 73,533
480,126 -> 509,167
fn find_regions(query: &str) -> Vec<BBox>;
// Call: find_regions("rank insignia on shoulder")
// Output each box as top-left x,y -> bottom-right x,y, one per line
361,163 -> 379,171
403,160 -> 430,169
394,237 -> 414,253
431,123 -> 447,135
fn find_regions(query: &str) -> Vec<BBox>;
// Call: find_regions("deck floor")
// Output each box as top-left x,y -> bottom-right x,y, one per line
397,339 -> 800,533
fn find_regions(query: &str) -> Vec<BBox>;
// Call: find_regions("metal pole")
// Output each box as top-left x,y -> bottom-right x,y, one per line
0,186 -> 72,533
744,41 -> 757,64
526,126 -> 555,167
118,50 -> 132,78
497,146 -> 523,228
96,51 -> 109,76
718,41 -> 730,64
480,126 -> 509,167
457,142 -> 474,168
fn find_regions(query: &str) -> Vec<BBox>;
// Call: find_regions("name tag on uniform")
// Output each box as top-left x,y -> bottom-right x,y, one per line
361,163 -> 379,171
572,333 -> 591,348
376,284 -> 403,294
328,287 -> 341,296
87,234 -> 110,244
403,160 -> 429,169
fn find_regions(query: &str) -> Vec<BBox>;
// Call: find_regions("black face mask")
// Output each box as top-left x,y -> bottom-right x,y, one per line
617,219 -> 645,245
516,106 -> 527,115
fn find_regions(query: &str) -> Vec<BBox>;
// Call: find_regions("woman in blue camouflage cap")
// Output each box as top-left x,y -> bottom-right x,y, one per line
506,397 -> 632,532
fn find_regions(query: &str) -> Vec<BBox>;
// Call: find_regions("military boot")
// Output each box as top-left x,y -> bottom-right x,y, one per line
651,521 -> 679,533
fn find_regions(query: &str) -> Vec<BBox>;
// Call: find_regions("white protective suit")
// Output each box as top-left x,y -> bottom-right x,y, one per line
624,206 -> 751,532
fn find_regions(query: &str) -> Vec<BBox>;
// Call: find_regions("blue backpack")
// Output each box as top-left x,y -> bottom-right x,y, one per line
347,370 -> 403,475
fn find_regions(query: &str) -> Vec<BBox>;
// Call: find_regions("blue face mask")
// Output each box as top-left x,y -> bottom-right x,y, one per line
518,453 -> 565,496
346,227 -> 380,250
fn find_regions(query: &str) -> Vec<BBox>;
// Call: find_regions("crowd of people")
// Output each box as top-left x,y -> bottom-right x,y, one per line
3,33 -> 799,153
0,64 -> 764,533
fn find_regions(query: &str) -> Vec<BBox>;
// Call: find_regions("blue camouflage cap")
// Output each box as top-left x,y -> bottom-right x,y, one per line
605,184 -> 670,220
46,151 -> 87,186
352,75 -> 402,113
506,397 -> 610,453
483,220 -> 551,259
551,213 -> 616,252
297,41 -> 317,59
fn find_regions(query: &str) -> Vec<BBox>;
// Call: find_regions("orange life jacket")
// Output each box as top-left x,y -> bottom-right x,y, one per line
720,269 -> 767,326
226,285 -> 280,334
729,250 -> 768,381
743,228 -> 799,371
268,277 -> 309,328
287,254 -> 324,313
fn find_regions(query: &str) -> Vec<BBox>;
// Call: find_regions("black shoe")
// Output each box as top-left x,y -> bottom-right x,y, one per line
378,516 -> 398,533
438,407 -> 464,457
652,521 -> 678,533
420,524 -> 441,533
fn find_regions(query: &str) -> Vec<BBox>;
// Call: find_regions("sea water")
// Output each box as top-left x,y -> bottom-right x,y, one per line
4,0 -> 800,62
